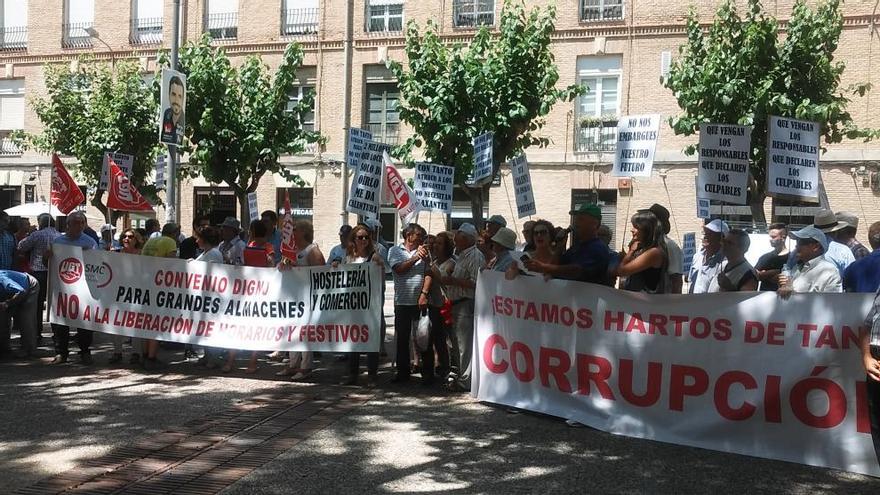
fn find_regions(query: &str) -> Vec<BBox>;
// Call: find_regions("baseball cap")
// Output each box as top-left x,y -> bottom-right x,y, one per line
704,219 -> 730,234
789,225 -> 828,253
486,215 -> 507,227
457,223 -> 478,239
569,203 -> 602,221
100,224 -> 116,233
364,218 -> 382,232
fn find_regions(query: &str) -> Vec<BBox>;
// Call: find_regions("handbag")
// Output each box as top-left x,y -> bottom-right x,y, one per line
413,310 -> 431,352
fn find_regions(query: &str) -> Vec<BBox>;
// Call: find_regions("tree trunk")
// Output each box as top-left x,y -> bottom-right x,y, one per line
466,185 -> 486,231
749,197 -> 767,227
236,188 -> 251,229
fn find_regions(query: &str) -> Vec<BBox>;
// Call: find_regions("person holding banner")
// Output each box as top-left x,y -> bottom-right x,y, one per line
333,224 -> 385,385
218,217 -> 245,266
109,229 -> 145,365
778,226 -> 842,298
327,225 -> 353,265
755,223 -> 790,291
140,223 -> 181,368
49,212 -> 97,365
617,211 -> 667,293
507,220 -> 558,280
486,228 -> 517,273
277,220 -> 325,381
523,204 -> 610,285
844,222 -> 880,293
687,219 -> 729,294
860,274 -> 880,464
261,210 -> 282,265
810,210 -> 855,279
708,229 -> 758,292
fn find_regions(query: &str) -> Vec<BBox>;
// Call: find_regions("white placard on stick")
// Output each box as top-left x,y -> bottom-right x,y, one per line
697,198 -> 711,219
698,123 -> 751,204
470,132 -> 494,185
413,162 -> 454,215
347,128 -> 372,171
611,114 -> 661,177
766,116 -> 820,200
247,192 -> 259,223
100,152 -> 133,190
346,140 -> 390,219
510,155 -> 536,218
155,155 -> 166,191
681,232 -> 696,274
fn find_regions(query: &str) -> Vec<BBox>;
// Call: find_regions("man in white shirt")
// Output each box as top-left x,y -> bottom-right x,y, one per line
326,225 -> 353,265
778,226 -> 842,297
218,217 -> 245,266
687,219 -> 729,294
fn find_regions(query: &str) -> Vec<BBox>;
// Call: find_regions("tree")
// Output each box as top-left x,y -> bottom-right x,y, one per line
388,0 -> 584,228
172,36 -> 323,223
664,0 -> 877,223
13,60 -> 160,219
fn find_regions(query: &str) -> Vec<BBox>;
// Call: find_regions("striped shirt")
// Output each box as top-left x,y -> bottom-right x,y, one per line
17,227 -> 60,272
446,245 -> 485,302
388,243 -> 426,306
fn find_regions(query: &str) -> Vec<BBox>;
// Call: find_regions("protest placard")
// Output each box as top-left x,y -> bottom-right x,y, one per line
611,114 -> 661,177
470,132 -> 494,185
247,192 -> 259,222
697,198 -> 711,219
50,245 -> 383,352
698,123 -> 751,204
766,116 -> 820,200
155,154 -> 166,190
346,140 -> 389,219
681,232 -> 696,274
347,128 -> 372,171
100,152 -> 134,190
413,162 -> 454,215
510,155 -> 536,218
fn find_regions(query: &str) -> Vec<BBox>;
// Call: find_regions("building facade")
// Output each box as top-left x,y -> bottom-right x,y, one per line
1,0 -> 879,250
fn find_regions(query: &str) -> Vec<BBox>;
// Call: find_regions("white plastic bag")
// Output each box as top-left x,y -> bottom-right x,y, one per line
413,311 -> 431,352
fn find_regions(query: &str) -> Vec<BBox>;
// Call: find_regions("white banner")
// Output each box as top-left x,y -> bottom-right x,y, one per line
698,123 -> 751,204
474,272 -> 880,477
767,116 -> 820,200
413,162 -> 453,215
346,140 -> 389,220
49,245 -> 383,352
510,154 -> 536,219
611,114 -> 661,177
100,152 -> 133,190
470,132 -> 494,185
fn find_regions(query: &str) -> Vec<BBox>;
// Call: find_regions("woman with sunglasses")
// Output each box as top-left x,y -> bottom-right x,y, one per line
616,211 -> 668,293
109,229 -> 145,365
333,224 -> 384,385
507,219 -> 557,279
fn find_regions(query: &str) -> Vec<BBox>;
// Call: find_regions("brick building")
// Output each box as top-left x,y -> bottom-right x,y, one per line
1,0 -> 879,251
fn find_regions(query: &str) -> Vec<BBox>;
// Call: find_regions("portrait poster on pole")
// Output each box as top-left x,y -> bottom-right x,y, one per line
159,69 -> 186,146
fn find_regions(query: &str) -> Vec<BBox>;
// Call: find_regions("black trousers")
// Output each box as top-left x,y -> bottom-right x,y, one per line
394,305 -> 423,377
423,305 -> 450,380
33,271 -> 48,315
52,324 -> 92,356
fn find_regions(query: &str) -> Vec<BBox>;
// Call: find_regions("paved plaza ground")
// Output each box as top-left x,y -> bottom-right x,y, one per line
1,325 -> 879,494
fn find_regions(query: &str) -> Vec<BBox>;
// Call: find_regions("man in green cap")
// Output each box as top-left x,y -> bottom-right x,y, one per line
524,203 -> 611,284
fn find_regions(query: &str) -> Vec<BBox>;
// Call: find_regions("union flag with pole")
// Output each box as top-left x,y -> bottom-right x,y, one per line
50,153 -> 85,214
280,189 -> 297,262
106,162 -> 153,212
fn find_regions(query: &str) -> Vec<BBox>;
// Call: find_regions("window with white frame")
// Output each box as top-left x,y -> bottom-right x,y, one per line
205,0 -> 238,40
365,83 -> 400,145
1,0 -> 28,50
63,0 -> 94,47
366,0 -> 403,33
131,0 -> 163,44
575,55 -> 621,152
0,79 -> 24,156
285,68 -> 317,136
453,0 -> 493,28
282,0 -> 318,35
580,0 -> 624,22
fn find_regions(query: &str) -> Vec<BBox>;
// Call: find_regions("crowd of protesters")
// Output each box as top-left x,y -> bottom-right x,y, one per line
1,204 -> 880,405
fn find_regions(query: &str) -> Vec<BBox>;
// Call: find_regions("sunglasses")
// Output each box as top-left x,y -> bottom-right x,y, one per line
123,234 -> 135,239
533,229 -> 550,236
355,235 -> 370,240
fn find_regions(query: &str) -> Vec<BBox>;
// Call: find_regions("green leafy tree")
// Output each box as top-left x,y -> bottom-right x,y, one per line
388,0 -> 584,228
13,60 -> 160,219
172,36 -> 323,223
664,0 -> 877,222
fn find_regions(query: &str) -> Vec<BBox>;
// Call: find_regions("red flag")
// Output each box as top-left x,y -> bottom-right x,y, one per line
106,162 -> 153,212
50,153 -> 85,214
383,151 -> 420,224
280,190 -> 297,262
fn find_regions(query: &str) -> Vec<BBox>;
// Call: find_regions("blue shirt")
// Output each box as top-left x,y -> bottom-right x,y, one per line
491,250 -> 515,272
844,249 -> 880,293
0,270 -> 29,300
267,229 -> 282,264
0,231 -> 14,270
53,233 -> 97,250
559,238 -> 612,285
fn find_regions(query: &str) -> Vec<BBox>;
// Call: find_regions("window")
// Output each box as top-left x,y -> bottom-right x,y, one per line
580,0 -> 624,22
63,0 -> 94,48
366,0 -> 403,33
365,83 -> 400,145
0,186 -> 20,210
275,187 -> 314,222
205,0 -> 238,40
453,0 -> 493,28
194,187 -> 237,226
24,184 -> 34,203
0,0 -> 27,51
571,189 -> 617,245
282,0 -> 318,35
0,79 -> 24,156
131,0 -> 163,44
285,67 -> 316,133
575,55 -> 621,153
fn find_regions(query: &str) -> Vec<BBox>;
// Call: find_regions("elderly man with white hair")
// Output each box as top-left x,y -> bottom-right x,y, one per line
441,223 -> 486,391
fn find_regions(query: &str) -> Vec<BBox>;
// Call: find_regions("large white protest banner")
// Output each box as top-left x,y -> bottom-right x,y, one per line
413,162 -> 454,215
510,155 -> 536,218
346,140 -> 389,219
767,116 -> 821,201
698,123 -> 751,204
470,132 -> 494,185
474,271 -> 880,477
50,245 -> 383,352
100,152 -> 133,190
611,114 -> 661,177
